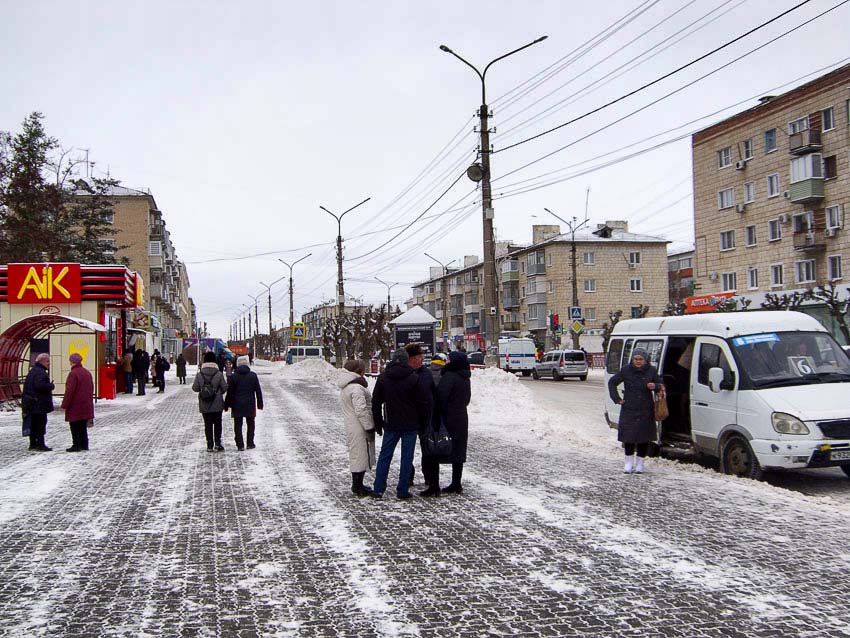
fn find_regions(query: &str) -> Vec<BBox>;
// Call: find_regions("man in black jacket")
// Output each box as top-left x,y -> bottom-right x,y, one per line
22,353 -> 55,451
370,349 -> 430,499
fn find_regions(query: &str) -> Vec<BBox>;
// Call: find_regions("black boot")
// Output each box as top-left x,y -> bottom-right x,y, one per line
442,463 -> 464,494
351,472 -> 373,497
418,484 -> 441,497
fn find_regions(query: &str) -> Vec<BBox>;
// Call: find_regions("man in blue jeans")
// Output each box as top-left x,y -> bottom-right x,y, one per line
371,348 -> 431,499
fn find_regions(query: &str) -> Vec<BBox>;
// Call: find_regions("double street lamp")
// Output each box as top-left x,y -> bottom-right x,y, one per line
278,253 -> 312,337
544,207 -> 589,349
439,36 -> 548,354
424,252 -> 457,352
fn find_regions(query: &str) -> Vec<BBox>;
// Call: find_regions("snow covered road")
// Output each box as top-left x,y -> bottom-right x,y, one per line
0,363 -> 848,636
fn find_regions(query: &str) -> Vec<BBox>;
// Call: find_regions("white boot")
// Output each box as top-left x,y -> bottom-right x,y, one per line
634,457 -> 645,474
623,456 -> 634,474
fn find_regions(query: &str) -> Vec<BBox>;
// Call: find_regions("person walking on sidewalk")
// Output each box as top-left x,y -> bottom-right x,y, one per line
154,350 -> 169,393
176,353 -> 187,384
370,349 -> 430,500
193,351 -> 228,451
60,353 -> 94,452
22,353 -> 55,452
132,349 -> 148,395
121,349 -> 134,394
607,348 -> 663,474
337,360 -> 376,496
224,355 -> 263,451
435,351 -> 471,494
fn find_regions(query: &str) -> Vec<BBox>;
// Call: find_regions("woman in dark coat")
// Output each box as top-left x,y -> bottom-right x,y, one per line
224,355 -> 263,450
607,348 -> 663,474
435,351 -> 472,494
60,353 -> 94,452
176,354 -> 187,384
22,353 -> 55,451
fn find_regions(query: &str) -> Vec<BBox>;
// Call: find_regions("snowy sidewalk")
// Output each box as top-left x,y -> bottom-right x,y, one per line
0,365 -> 848,636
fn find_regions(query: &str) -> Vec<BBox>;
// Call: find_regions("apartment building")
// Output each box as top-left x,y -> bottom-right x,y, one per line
301,298 -> 358,344
692,64 -> 850,319
668,248 -> 695,304
408,221 -> 669,349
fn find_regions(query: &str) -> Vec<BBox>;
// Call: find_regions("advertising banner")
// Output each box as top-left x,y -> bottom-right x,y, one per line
7,263 -> 81,304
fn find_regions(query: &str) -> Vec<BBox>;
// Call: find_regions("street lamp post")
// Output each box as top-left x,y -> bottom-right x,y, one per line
247,294 -> 262,358
544,207 -> 589,349
374,276 -> 399,315
320,197 -> 370,366
439,36 -> 547,357
279,253 -> 312,339
425,252 -> 457,352
260,274 -> 288,358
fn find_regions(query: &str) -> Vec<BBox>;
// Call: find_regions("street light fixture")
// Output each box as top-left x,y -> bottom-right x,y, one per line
424,252 -> 458,351
374,276 -> 400,314
439,36 -> 548,355
279,252 -> 312,338
544,207 -> 589,349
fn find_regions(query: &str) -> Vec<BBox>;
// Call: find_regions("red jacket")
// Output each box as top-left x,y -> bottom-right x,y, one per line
61,364 -> 94,422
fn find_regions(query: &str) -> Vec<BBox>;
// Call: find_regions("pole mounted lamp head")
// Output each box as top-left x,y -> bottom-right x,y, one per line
439,45 -> 452,53
466,163 -> 486,182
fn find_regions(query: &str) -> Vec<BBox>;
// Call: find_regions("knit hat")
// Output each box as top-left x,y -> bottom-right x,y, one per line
237,355 -> 249,367
632,348 -> 649,361
69,353 -> 83,365
390,349 -> 409,364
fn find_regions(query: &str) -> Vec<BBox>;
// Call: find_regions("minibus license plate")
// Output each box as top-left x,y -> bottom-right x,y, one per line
831,450 -> 850,461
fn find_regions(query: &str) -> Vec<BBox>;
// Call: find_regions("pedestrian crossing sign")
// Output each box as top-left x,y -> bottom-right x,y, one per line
292,322 -> 306,339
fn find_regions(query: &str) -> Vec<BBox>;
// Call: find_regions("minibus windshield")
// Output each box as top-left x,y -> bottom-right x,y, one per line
730,331 -> 850,388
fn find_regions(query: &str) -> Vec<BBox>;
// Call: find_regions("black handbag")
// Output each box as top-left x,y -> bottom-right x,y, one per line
423,420 -> 453,460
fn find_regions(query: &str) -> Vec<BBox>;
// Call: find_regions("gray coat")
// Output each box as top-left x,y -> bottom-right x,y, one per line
192,363 -> 227,413
608,363 -> 662,444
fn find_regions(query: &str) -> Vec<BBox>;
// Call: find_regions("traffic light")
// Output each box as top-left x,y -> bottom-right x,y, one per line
552,313 -> 560,327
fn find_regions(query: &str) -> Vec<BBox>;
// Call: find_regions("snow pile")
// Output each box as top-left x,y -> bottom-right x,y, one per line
279,358 -> 341,383
470,367 -> 544,431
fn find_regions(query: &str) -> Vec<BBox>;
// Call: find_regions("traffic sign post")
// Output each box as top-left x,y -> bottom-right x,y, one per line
292,321 -> 306,339
570,306 -> 582,320
570,320 -> 583,334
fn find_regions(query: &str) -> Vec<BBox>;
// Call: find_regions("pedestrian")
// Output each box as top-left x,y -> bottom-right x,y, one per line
224,357 -> 234,382
404,343 -> 437,496
21,353 -> 55,451
248,348 -> 254,365
176,353 -> 187,384
193,351 -> 228,451
370,349 -> 430,499
60,353 -> 94,452
224,355 -> 263,451
131,349 -> 146,395
121,349 -> 134,394
434,351 -> 472,494
154,350 -> 169,393
217,351 -> 226,373
429,352 -> 448,384
607,348 -> 664,474
337,359 -> 376,496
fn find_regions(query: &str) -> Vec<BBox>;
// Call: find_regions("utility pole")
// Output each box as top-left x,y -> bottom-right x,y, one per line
544,207 -> 589,349
320,197 -> 370,366
439,36 -> 547,360
279,253 -> 312,337
425,253 -> 457,352
374,276 -> 399,315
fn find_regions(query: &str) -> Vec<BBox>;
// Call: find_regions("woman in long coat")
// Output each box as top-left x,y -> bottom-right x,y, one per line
607,348 -> 663,474
60,353 -> 94,452
435,351 -> 471,494
337,360 -> 375,496
176,354 -> 187,384
192,351 -> 228,451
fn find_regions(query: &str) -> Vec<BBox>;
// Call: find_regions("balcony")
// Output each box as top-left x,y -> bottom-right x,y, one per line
793,229 -> 826,252
502,296 -> 520,309
450,305 -> 464,316
149,223 -> 164,238
149,254 -> 163,268
502,321 -> 521,332
464,303 -> 480,314
527,317 -> 547,331
789,129 -> 821,155
528,262 -> 546,276
526,292 -> 547,305
464,325 -> 481,334
150,283 -> 163,299
788,179 -> 824,204
501,270 -> 520,282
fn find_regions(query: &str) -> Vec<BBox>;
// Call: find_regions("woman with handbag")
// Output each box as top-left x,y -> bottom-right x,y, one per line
338,360 -> 376,496
607,348 -> 664,474
435,351 -> 471,494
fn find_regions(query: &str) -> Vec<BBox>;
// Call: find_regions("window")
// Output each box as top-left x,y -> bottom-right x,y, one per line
742,138 -> 754,159
823,106 -> 835,131
630,307 -> 643,319
765,128 -> 777,153
583,251 -> 595,265
771,264 -> 784,287
521,287 -> 525,297
718,147 -> 732,168
721,272 -> 737,292
828,255 -> 842,280
584,279 -> 596,292
628,251 -> 641,266
520,262 -> 525,273
824,155 -> 837,179
720,230 -> 736,251
522,312 -> 526,323
547,253 -> 553,266
766,173 -> 780,197
747,267 -> 758,289
768,219 -> 782,241
826,205 -> 842,229
606,339 -> 624,372
527,305 -> 540,319
104,239 -> 116,255
586,307 -> 596,321
148,241 -> 161,256
527,278 -> 537,294
104,212 -> 115,224
788,116 -> 809,134
793,212 -> 813,233
547,281 -> 554,293
718,188 -> 735,209
629,278 -> 642,292
790,154 -> 822,183
743,225 -> 756,247
795,259 -> 816,283
679,257 -> 692,269
697,343 -> 731,387
744,181 -> 756,203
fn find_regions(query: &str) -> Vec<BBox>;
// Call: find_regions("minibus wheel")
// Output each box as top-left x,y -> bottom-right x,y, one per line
721,436 -> 763,480
841,464 -> 850,479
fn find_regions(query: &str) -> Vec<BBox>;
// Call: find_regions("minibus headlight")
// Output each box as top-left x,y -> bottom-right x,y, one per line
771,412 -> 809,435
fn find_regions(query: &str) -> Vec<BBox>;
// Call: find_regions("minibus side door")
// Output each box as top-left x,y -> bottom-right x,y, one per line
691,337 -> 738,453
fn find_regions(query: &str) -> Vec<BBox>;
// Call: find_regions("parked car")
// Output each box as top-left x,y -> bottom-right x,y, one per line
285,345 -> 327,364
499,337 -> 536,376
532,349 -> 588,381
468,351 -> 486,369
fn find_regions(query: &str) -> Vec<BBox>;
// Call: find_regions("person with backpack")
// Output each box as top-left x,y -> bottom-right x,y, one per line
192,351 -> 228,451
154,350 -> 170,393
224,355 -> 263,451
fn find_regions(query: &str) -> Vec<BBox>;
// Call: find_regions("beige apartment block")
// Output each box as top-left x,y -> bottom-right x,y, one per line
302,300 -> 358,343
692,64 -> 850,309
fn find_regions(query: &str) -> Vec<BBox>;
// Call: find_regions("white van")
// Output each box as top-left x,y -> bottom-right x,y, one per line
499,337 -> 536,376
285,345 -> 326,364
604,311 -> 850,480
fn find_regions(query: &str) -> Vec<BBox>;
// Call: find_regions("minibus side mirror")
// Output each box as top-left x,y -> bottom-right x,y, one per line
708,367 -> 724,393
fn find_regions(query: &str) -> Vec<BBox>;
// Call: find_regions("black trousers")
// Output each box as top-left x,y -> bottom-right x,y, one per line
623,442 -> 649,457
69,420 -> 89,450
202,412 -> 223,448
421,454 -> 440,487
233,415 -> 255,449
136,375 -> 146,395
29,413 -> 48,448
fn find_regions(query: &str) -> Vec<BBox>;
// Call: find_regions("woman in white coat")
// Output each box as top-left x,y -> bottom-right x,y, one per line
337,360 -> 376,496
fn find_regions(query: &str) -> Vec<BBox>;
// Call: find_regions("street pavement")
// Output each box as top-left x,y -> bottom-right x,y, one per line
0,365 -> 849,637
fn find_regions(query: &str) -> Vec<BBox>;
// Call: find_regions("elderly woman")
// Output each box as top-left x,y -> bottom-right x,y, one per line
337,360 -> 376,496
607,348 -> 663,474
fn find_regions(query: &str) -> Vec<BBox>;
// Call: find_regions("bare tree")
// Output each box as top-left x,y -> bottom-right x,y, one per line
601,310 -> 623,352
809,282 -> 850,344
663,302 -> 687,316
760,291 -> 810,311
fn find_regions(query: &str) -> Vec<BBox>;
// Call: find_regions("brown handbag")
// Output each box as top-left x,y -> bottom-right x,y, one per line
654,392 -> 669,421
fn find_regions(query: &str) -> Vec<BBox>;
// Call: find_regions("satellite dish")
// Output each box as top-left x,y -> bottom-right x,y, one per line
466,163 -> 486,182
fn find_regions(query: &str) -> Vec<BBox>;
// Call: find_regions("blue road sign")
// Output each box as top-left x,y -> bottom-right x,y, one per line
570,306 -> 582,320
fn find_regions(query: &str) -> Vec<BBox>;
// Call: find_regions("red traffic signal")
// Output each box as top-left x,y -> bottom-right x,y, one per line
552,313 -> 560,327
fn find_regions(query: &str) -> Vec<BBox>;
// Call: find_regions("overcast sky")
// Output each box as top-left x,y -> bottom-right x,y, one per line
3,0 -> 849,336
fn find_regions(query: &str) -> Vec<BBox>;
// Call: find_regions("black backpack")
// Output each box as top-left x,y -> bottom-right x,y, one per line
199,371 -> 217,402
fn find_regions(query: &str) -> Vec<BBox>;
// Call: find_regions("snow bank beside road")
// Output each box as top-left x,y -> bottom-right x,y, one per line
278,358 -> 341,383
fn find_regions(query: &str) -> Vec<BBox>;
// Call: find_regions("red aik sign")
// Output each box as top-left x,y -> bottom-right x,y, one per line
7,263 -> 81,304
